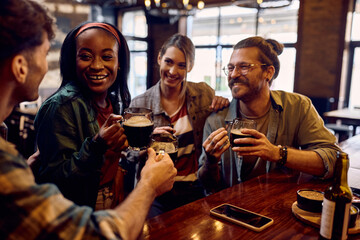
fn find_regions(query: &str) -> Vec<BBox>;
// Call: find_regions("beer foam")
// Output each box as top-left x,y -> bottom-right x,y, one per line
231,128 -> 244,135
124,116 -> 153,126
151,142 -> 176,153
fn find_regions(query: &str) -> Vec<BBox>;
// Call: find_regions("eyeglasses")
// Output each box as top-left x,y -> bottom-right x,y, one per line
222,63 -> 268,76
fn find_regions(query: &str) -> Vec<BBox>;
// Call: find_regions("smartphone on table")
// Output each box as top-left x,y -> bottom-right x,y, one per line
210,203 -> 274,232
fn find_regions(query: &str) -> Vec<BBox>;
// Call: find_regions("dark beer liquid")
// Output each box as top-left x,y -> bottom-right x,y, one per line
319,152 -> 352,240
151,141 -> 178,162
230,129 -> 255,147
123,122 -> 154,149
168,151 -> 178,162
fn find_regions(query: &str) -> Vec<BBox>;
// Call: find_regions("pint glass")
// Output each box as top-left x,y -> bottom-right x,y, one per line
150,133 -> 178,162
230,119 -> 256,147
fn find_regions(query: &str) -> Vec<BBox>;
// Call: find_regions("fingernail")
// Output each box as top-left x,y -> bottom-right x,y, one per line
156,154 -> 164,162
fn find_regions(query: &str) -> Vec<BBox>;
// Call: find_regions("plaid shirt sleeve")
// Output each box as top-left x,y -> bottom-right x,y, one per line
0,139 -> 124,240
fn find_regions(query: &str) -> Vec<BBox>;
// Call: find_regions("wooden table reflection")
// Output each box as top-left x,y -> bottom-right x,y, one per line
139,169 -> 359,240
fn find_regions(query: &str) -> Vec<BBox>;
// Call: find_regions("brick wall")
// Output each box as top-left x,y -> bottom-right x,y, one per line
294,0 -> 351,108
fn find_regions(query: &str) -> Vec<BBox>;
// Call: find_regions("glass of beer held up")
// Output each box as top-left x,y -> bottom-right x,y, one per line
123,107 -> 154,151
230,119 -> 257,147
150,133 -> 178,162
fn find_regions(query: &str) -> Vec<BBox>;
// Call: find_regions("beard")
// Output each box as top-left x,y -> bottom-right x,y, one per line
21,60 -> 44,102
228,76 -> 250,100
228,73 -> 263,102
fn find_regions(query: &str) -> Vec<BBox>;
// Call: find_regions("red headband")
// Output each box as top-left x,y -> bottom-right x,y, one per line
75,22 -> 121,46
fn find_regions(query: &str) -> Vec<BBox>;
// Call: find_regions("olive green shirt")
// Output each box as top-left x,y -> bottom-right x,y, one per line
198,90 -> 341,193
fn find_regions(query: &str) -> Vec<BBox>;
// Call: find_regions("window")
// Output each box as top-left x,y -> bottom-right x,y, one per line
191,8 -> 220,46
122,10 -> 148,37
190,48 -> 220,93
122,11 -> 148,98
348,48 -> 360,108
128,41 -> 148,98
351,0 -> 360,41
219,6 -> 258,45
187,1 -> 299,99
272,47 -> 296,92
347,0 -> 360,109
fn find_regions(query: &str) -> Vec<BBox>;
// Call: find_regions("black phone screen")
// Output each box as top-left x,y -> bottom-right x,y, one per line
211,204 -> 272,228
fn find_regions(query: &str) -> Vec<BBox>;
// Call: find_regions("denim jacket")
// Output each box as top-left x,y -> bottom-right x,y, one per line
198,90 -> 341,193
130,81 -> 215,161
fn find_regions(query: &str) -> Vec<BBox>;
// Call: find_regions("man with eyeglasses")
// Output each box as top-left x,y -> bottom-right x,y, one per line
197,36 -> 340,194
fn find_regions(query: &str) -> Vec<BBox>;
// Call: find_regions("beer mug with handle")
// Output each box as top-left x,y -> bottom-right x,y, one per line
123,107 -> 154,151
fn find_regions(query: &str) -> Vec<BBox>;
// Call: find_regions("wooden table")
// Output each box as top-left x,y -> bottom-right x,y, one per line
340,134 -> 360,189
139,169 -> 359,240
324,108 -> 360,136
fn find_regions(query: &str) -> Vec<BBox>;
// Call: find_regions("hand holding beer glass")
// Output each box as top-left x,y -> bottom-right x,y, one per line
230,119 -> 257,147
123,107 -> 154,151
150,133 -> 178,162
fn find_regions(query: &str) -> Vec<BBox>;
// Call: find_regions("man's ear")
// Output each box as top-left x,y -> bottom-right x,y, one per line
266,65 -> 275,81
11,54 -> 28,84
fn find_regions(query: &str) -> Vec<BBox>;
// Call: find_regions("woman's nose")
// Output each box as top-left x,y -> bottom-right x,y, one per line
169,65 -> 178,75
90,57 -> 104,70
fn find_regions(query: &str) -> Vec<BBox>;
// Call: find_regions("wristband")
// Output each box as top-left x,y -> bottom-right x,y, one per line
277,145 -> 287,166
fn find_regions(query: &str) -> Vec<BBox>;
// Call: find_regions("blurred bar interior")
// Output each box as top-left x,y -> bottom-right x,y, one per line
4,0 -> 360,158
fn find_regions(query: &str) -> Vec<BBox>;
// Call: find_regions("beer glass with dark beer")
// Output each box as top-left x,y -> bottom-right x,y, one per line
123,107 -> 154,151
230,119 -> 257,147
150,133 -> 178,162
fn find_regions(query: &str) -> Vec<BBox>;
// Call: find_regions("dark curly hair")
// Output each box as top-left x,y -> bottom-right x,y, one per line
233,36 -> 284,86
0,0 -> 55,63
59,21 -> 131,112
